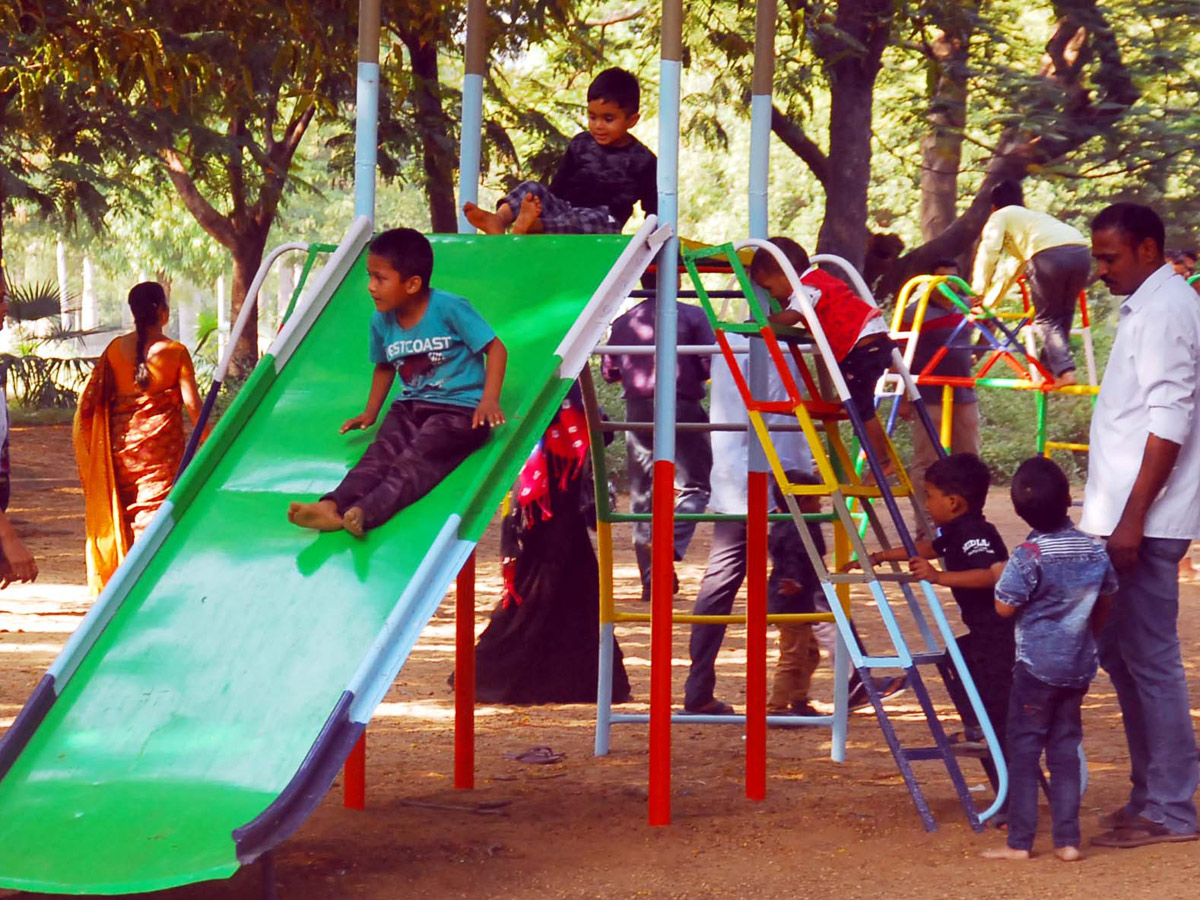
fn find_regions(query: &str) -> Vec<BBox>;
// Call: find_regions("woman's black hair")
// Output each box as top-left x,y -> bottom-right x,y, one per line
128,282 -> 168,390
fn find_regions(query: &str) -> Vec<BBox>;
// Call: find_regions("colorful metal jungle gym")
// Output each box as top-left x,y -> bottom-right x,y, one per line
0,0 -> 1111,894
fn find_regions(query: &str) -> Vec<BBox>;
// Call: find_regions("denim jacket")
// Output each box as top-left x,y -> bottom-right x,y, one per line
995,525 -> 1118,688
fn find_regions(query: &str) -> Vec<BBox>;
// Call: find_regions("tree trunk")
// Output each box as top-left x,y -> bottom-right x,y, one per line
229,233 -> 267,377
404,34 -> 458,233
919,22 -> 971,242
813,1 -> 895,270
56,236 -> 71,330
81,254 -> 97,330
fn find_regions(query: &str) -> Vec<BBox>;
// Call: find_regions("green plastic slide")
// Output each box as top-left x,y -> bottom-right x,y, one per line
0,217 -> 661,895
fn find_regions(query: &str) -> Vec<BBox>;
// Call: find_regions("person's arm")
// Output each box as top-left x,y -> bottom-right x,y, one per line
341,364 -> 395,433
768,308 -> 804,327
993,547 -> 1034,617
1107,434 -> 1181,572
639,154 -> 658,216
176,348 -> 210,440
0,511 -> 37,587
874,541 -> 937,565
971,210 -> 1006,295
910,557 -> 1006,589
472,338 -> 508,428
548,137 -> 581,195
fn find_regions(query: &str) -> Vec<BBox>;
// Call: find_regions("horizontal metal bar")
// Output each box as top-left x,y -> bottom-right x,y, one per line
611,612 -> 837,625
610,713 -> 835,727
593,344 -> 723,356
901,748 -> 949,762
629,289 -> 745,299
603,511 -> 835,524
599,420 -> 805,433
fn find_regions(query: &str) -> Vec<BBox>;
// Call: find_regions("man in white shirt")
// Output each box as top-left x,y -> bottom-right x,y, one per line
972,180 -> 1092,386
1082,203 -> 1200,848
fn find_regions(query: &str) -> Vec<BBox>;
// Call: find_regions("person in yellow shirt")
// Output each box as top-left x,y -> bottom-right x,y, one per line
972,181 -> 1092,386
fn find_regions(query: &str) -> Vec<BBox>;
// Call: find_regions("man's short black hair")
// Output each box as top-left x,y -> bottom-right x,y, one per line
925,453 -> 990,514
749,236 -> 810,279
1090,202 -> 1165,255
369,228 -> 434,289
588,67 -> 641,115
990,179 -> 1025,209
1010,456 -> 1072,533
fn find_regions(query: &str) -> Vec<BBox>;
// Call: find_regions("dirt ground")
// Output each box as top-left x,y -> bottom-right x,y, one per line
2,423 -> 1199,900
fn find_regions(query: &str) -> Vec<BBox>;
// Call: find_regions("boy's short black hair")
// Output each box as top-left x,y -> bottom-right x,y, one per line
925,453 -> 990,515
369,228 -> 434,289
588,67 -> 641,115
990,179 -> 1025,209
1090,202 -> 1165,255
750,236 -> 810,279
1010,456 -> 1072,533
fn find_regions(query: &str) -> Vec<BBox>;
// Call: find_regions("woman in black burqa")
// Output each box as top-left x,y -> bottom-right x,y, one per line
471,385 -> 631,704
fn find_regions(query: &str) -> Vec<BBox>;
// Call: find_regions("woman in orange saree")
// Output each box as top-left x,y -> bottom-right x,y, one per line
74,282 -> 205,593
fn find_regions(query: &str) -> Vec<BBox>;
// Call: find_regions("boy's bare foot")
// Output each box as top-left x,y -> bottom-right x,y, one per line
463,202 -> 506,235
1051,370 -> 1077,388
288,500 -> 344,532
343,507 -> 366,539
980,846 -> 1030,860
1054,846 -> 1082,862
511,193 -> 543,235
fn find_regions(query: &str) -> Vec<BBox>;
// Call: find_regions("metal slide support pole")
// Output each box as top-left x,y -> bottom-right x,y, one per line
648,0 -> 683,828
353,0 -> 381,221
744,0 -> 776,803
454,552 -> 477,789
458,0 -> 488,233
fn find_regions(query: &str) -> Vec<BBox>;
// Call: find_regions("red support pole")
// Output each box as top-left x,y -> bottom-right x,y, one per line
648,459 -> 676,826
454,551 -> 477,790
343,734 -> 366,810
745,470 -> 769,801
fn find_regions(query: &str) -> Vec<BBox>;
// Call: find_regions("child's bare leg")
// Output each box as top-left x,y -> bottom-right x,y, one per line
1054,846 -> 1082,862
463,201 -> 514,235
980,846 -> 1031,860
511,193 -> 543,235
288,499 -> 344,531
343,506 -> 366,539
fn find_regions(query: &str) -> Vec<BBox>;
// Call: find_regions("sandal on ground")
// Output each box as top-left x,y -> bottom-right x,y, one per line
502,745 -> 565,764
680,700 -> 737,716
1098,805 -> 1142,830
1090,817 -> 1199,848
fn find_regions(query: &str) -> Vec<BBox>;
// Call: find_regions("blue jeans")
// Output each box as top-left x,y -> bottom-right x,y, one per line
1097,537 -> 1198,834
1005,663 -> 1087,851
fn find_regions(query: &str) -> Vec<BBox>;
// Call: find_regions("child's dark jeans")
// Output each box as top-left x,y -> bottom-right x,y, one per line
1005,661 -> 1088,851
324,399 -> 489,531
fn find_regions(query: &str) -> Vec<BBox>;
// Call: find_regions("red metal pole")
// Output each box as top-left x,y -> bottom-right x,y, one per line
454,551 -> 477,790
745,470 -> 769,801
648,459 -> 676,826
343,734 -> 366,810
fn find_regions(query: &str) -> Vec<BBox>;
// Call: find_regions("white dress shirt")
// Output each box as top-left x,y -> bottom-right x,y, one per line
708,332 -> 814,515
1081,264 -> 1200,539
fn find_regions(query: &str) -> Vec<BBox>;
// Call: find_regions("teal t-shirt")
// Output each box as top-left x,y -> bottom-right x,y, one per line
368,289 -> 496,409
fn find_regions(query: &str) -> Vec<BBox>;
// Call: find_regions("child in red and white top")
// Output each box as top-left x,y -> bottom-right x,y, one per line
749,236 -> 897,476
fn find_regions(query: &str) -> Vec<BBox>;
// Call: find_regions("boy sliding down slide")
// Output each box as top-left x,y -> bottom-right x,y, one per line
462,67 -> 656,236
288,228 -> 507,537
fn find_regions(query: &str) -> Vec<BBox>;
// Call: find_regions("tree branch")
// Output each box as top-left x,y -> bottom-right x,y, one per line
770,104 -> 829,186
158,147 -> 237,249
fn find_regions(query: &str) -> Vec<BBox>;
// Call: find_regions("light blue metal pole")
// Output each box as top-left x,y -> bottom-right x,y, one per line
353,0 -> 382,222
648,0 -> 683,828
458,0 -> 488,234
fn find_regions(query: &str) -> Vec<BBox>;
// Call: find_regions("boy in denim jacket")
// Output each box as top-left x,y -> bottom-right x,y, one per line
983,457 -> 1117,863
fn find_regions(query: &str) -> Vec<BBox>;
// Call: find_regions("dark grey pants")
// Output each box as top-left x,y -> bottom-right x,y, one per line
684,521 -> 747,710
324,399 -> 489,532
626,398 -> 712,593
1025,244 -> 1092,378
1097,537 -> 1198,834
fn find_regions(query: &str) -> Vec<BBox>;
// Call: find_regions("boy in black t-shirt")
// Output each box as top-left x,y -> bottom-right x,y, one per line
463,68 -> 657,236
868,453 -> 1014,756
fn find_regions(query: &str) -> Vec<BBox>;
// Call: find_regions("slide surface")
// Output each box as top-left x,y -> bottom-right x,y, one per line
0,222 -> 655,894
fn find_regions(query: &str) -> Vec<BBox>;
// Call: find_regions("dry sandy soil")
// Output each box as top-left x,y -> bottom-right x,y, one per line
2,424 -> 1199,900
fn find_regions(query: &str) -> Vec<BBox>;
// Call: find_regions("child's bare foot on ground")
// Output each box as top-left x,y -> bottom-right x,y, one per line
511,193 -> 542,235
343,507 -> 366,539
288,500 -> 344,532
463,202 -> 506,235
980,846 -> 1030,860
1051,370 -> 1077,388
1055,846 -> 1082,862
